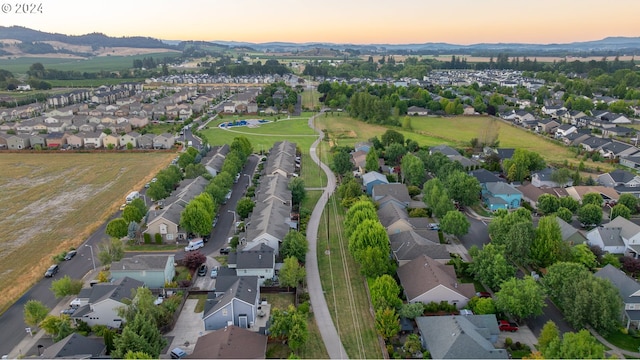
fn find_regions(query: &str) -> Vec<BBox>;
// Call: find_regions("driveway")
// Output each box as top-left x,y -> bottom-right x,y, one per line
496,325 -> 538,352
165,299 -> 206,357
191,256 -> 220,291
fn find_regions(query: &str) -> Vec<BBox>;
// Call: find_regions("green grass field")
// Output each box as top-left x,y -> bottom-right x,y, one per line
301,89 -> 320,109
0,52 -> 180,74
0,152 -> 176,313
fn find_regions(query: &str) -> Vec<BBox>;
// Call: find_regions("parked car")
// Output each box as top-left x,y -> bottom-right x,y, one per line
61,307 -> 76,315
498,320 -> 519,332
220,247 -> 231,255
63,250 -> 77,261
210,266 -> 218,279
429,223 -> 440,230
476,291 -> 491,298
197,263 -> 208,277
119,203 -> 127,211
44,264 -> 59,278
170,348 -> 187,359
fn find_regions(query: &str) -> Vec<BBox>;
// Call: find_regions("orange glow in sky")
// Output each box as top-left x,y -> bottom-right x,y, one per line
2,0 -> 638,44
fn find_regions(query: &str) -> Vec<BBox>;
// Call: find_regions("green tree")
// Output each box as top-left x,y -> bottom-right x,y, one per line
577,204 -> 603,226
381,129 -> 404,146
97,237 -> 125,266
550,168 -> 572,186
146,180 -> 168,201
106,218 -> 128,238
538,320 -> 560,355
236,197 -> 255,219
403,333 -> 422,356
130,198 -> 148,219
468,243 -> 516,290
122,205 -> 143,224
177,152 -> 195,168
440,210 -> 470,237
180,198 -> 214,236
269,305 -> 308,351
495,276 -> 546,321
556,207 -> 573,223
571,243 -> 598,270
444,171 -> 481,206
288,177 -> 306,205
358,245 -> 396,278
112,312 -> 166,359
375,307 -> 401,341
401,153 -> 425,186
39,314 -> 74,341
344,200 -> 378,238
23,300 -> 50,327
184,163 -> 207,179
280,256 -> 306,290
558,196 -> 579,213
544,330 -> 605,359
502,149 -> 546,182
370,275 -> 403,311
581,192 -> 603,207
531,216 -> 563,268
50,275 -> 83,298
618,193 -> 638,214
385,143 -> 406,166
331,151 -> 352,176
398,302 -> 424,319
280,231 -> 309,263
471,297 -> 497,315
536,194 -> 560,215
365,148 -> 379,172
124,351 -> 154,359
611,203 -> 631,220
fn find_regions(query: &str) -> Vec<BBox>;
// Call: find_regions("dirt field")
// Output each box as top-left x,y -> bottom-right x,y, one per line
0,39 -> 180,59
0,151 -> 175,313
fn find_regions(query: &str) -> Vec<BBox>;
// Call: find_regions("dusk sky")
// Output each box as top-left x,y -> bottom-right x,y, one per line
1,0 -> 639,45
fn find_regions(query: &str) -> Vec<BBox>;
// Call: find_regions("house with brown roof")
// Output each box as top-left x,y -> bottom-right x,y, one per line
397,254 -> 475,309
188,326 -> 267,359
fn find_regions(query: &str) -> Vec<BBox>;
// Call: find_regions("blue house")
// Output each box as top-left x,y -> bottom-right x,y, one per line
482,182 -> 522,211
362,171 -> 389,195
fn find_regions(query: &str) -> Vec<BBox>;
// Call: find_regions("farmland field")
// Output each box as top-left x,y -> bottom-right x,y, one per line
0,52 -> 180,74
0,152 -> 176,313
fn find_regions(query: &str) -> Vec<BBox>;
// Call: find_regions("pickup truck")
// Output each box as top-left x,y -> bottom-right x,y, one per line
498,320 -> 519,332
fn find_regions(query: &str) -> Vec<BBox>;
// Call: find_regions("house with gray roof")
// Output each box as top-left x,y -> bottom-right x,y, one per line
430,144 -> 460,157
228,244 -> 275,286
145,202 -> 187,243
255,174 -> 291,204
189,325 -> 268,359
203,276 -> 260,331
581,136 -> 611,152
470,169 -> 505,184
363,171 -> 389,195
372,183 -> 412,208
42,333 -> 106,359
598,169 -> 640,198
531,167 -> 573,188
7,134 -> 30,150
71,277 -> 143,327
138,133 -> 155,149
390,230 -> 450,266
397,255 -> 475,309
595,264 -> 637,329
556,217 -> 586,245
600,141 -> 639,160
378,202 -> 413,235
242,200 -> 292,254
265,141 -> 296,177
153,132 -> 175,149
415,315 -> 508,359
586,226 -> 625,254
110,254 -> 175,288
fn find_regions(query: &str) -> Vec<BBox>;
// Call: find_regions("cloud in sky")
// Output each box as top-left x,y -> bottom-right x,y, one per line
2,0 -> 639,44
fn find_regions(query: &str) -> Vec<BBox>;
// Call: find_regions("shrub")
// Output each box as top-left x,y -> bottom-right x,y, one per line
144,233 -> 151,244
92,324 -> 108,336
386,345 -> 394,356
298,301 -> 310,315
178,279 -> 191,288
505,337 -> 513,348
409,208 -> 430,217
155,233 -> 162,244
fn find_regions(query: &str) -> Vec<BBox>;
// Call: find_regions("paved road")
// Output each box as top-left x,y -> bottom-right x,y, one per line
305,113 -> 348,359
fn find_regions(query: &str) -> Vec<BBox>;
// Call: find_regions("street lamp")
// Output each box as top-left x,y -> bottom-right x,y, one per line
85,244 -> 96,271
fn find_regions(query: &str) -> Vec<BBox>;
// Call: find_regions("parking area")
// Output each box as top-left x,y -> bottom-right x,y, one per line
164,299 -> 206,357
191,256 -> 220,291
496,324 -> 538,351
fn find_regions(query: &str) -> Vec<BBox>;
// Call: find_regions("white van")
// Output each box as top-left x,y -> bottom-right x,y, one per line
184,238 -> 204,252
125,191 -> 140,204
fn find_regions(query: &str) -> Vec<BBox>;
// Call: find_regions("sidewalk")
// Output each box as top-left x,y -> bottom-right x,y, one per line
8,268 -> 103,358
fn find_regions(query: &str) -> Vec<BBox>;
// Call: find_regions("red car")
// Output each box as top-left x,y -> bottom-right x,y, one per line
498,320 -> 519,332
476,292 -> 491,298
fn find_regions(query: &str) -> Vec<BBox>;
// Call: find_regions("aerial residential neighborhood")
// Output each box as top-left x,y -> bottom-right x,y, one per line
4,3 -> 640,359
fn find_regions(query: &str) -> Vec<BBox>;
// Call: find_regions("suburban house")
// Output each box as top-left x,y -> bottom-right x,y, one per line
598,169 -> 640,198
153,132 -> 175,149
228,244 -> 275,286
565,186 -> 620,205
470,169 -> 505,185
241,200 -> 292,254
430,144 -> 460,157
103,133 -> 120,148
396,255 -> 475,309
119,131 -> 141,148
189,326 -> 268,359
351,150 -> 367,173
556,217 -> 586,245
202,277 -> 260,331
594,264 -> 640,330
264,141 -> 297,177
555,124 -> 577,138
45,132 -> 67,148
377,202 -> 417,235
587,216 -> 640,256
407,106 -> 428,116
372,183 -> 413,209
110,255 -> 176,288
389,230 -> 450,266
42,333 -> 106,359
531,168 -> 573,188
362,171 -> 389,195
204,145 -> 230,176
599,141 -> 639,160
80,131 -> 106,148
415,315 -> 508,359
481,182 -> 522,211
7,134 -> 30,150
71,277 -> 143,328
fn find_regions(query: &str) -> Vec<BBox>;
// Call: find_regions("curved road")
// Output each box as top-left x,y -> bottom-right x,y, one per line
305,114 -> 348,359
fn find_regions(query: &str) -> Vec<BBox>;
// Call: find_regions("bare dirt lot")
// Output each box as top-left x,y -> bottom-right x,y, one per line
0,151 -> 175,312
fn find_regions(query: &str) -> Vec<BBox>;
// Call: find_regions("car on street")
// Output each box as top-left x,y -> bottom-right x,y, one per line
119,203 -> 127,211
210,266 -> 218,279
476,291 -> 491,298
197,263 -> 208,277
145,182 -> 150,188
429,223 -> 440,230
170,348 -> 187,359
498,320 -> 519,332
63,250 -> 77,261
212,216 -> 218,228
220,247 -> 231,255
151,177 -> 158,183
44,264 -> 59,278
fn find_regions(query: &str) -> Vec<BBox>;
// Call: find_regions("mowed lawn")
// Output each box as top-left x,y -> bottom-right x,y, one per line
0,152 -> 175,313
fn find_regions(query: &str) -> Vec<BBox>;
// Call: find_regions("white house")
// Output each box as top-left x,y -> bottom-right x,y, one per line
71,277 -> 143,328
